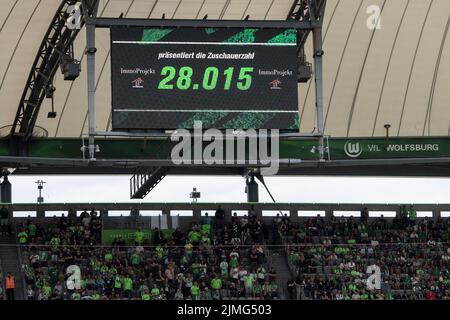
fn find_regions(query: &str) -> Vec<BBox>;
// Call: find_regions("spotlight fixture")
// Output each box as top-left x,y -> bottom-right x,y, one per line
47,112 -> 57,118
189,187 -> 201,203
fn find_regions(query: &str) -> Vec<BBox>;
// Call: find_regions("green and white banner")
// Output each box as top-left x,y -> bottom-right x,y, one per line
101,229 -> 174,245
330,138 -> 450,159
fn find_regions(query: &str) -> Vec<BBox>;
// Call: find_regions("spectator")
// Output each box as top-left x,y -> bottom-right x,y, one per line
215,205 -> 225,228
0,205 -> 10,235
134,228 -> 145,246
408,205 -> 417,225
5,272 -> 15,300
361,207 -> 369,224
17,228 -> 28,245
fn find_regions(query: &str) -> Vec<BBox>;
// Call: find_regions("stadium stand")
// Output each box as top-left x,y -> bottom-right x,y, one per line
3,205 -> 449,300
277,213 -> 450,300
18,212 -> 280,300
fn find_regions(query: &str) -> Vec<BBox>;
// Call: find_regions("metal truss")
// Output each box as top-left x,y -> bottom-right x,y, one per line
10,0 -> 99,151
288,0 -> 327,82
288,0 -> 327,47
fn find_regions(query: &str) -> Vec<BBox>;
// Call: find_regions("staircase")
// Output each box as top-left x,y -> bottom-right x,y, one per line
0,234 -> 26,300
130,167 -> 168,199
269,249 -> 294,300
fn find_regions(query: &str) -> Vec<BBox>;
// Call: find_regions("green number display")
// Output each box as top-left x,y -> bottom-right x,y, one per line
157,66 -> 253,91
177,66 -> 193,90
158,66 -> 176,89
203,67 -> 219,90
223,67 -> 234,90
237,67 -> 253,91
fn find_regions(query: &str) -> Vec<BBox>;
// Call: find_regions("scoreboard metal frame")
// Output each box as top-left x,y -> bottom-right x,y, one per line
82,2 -> 326,162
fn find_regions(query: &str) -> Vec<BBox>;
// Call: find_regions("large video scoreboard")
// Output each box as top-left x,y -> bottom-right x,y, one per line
111,26 -> 299,130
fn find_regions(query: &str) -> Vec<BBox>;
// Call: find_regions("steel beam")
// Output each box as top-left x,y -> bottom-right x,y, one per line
92,18 -> 319,29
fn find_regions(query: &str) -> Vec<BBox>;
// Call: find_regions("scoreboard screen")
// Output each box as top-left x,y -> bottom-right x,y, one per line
111,26 -> 299,130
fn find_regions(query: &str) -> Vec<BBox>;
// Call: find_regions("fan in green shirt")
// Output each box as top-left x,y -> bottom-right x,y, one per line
188,230 -> 201,244
123,277 -> 133,292
28,223 -> 37,237
350,270 -> 359,277
408,206 -> 417,221
71,292 -> 81,300
201,224 -> 211,235
191,262 -> 201,277
100,265 -> 109,274
42,285 -> 52,298
18,231 -> 28,244
211,277 -> 222,290
135,229 -> 145,245
191,282 -> 201,300
150,286 -> 161,299
114,276 -> 122,289
244,274 -> 255,289
201,234 -> 211,245
142,293 -> 150,300
229,257 -> 239,268
155,246 -> 165,260
104,252 -> 113,263
348,283 -> 357,292
49,236 -> 61,247
131,253 -> 140,266
221,268 -> 229,278
288,252 -> 299,265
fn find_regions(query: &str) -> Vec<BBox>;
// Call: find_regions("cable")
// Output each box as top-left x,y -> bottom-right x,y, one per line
254,174 -> 284,218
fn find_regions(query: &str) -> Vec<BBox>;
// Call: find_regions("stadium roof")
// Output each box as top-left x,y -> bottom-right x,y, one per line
0,0 -> 449,139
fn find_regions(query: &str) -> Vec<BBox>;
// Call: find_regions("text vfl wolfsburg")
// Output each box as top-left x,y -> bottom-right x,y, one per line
386,144 -> 439,152
345,142 -> 441,158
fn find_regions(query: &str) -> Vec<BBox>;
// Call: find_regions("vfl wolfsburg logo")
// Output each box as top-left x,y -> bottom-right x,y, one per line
344,141 -> 363,158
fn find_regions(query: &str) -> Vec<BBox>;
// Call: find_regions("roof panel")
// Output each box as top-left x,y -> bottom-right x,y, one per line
348,0 -> 409,137
398,0 -> 450,136
373,0 -> 433,137
324,0 -> 386,137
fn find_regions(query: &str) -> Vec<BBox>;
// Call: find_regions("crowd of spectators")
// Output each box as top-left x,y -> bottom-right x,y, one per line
277,207 -> 450,300
18,208 -> 280,300
13,205 -> 450,300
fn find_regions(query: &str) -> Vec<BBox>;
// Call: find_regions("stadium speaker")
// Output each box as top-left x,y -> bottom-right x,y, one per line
298,65 -> 312,83
64,62 -> 81,81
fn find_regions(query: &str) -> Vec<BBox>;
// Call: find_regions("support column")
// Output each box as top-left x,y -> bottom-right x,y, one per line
86,20 -> 97,161
36,208 -> 45,218
193,208 -> 202,224
325,208 -> 333,221
312,26 -> 325,161
166,211 -> 173,229
0,174 -> 12,203
432,208 -> 441,221
246,176 -> 259,203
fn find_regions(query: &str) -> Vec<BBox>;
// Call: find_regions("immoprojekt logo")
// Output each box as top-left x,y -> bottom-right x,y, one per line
131,77 -> 145,89
170,121 -> 280,175
269,79 -> 282,90
344,141 -> 363,158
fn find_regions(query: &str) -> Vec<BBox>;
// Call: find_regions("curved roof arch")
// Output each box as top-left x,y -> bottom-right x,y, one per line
0,0 -> 449,138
